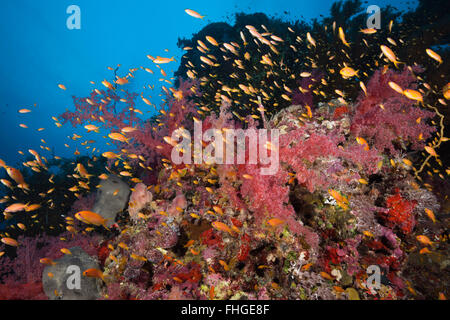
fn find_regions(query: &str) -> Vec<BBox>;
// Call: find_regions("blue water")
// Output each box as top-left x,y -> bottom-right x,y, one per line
0,0 -> 417,168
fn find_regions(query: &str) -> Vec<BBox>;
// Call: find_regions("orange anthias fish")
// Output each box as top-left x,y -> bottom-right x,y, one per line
115,76 -> 128,85
5,166 -> 29,190
328,189 -> 349,210
338,27 -> 350,47
340,67 -> 358,79
425,48 -> 442,64
75,211 -> 109,229
108,132 -> 129,143
84,124 -> 100,133
40,258 -> 56,266
424,208 -> 436,223
83,268 -> 105,281
267,218 -> 285,227
153,56 -> 175,64
380,45 -> 401,68
388,81 -> 403,94
60,248 -> 72,255
206,36 -> 219,47
416,235 -> 433,246
1,237 -> 19,247
424,146 -> 438,157
356,137 -> 370,151
211,221 -> 234,235
76,163 -> 92,179
359,28 -> 377,34
102,80 -> 115,90
5,203 -> 28,213
403,89 -> 423,104
185,9 -> 205,19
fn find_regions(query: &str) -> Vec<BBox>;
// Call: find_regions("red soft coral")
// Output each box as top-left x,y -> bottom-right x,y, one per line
380,189 -> 417,234
351,67 -> 435,155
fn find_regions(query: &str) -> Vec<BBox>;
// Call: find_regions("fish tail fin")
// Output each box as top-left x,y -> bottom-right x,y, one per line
394,60 -> 403,69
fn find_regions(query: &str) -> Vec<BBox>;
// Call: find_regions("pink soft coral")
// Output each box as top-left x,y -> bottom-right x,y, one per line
128,183 -> 152,221
351,67 -> 435,154
0,232 -> 99,300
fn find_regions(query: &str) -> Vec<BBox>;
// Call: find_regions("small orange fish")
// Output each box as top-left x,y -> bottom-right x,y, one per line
340,67 -> 358,79
153,56 -> 175,64
359,28 -> 377,34
130,254 -> 147,262
306,32 -> 316,47
1,237 -> 18,247
356,137 -> 369,151
185,9 -> 205,19
115,77 -> 128,85
212,206 -> 223,215
388,81 -> 403,94
75,211 -> 109,229
84,124 -> 100,132
118,242 -> 129,250
17,223 -> 26,230
60,248 -> 72,255
333,286 -> 345,293
328,189 -> 349,210
5,166 -> 28,189
40,258 -> 56,266
5,203 -> 28,213
184,240 -> 195,248
211,221 -> 234,235
403,89 -> 423,103
416,235 -> 433,246
320,271 -> 334,280
108,132 -> 128,143
424,146 -> 438,157
424,208 -> 436,223
267,218 -> 285,227
102,80 -> 115,90
219,260 -> 230,271
83,268 -> 105,281
425,48 -> 442,64
380,45 -> 401,68
301,263 -> 313,271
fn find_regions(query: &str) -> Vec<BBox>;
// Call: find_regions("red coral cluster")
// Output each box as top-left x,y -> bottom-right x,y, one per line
351,67 -> 435,155
380,189 -> 417,234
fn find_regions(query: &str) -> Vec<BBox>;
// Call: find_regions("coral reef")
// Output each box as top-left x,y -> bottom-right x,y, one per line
0,0 -> 448,301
